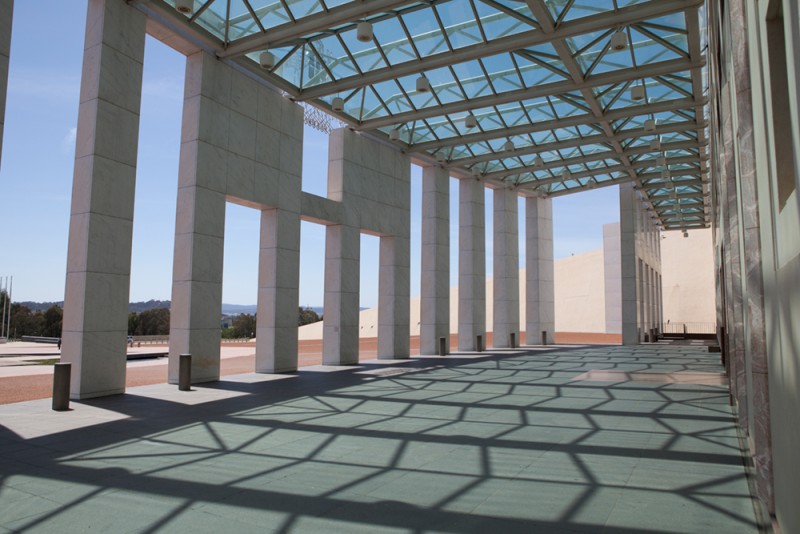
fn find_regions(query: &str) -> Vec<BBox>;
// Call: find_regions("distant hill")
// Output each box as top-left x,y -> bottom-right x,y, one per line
17,301 -> 63,312
128,300 -> 171,313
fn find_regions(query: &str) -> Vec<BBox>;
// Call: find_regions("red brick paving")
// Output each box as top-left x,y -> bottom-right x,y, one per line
0,332 -> 618,405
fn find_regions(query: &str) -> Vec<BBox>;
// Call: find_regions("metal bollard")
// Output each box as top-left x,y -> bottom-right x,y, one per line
541,330 -> 548,346
438,336 -> 447,356
52,362 -> 71,411
509,332 -> 516,349
476,334 -> 483,352
179,353 -> 192,391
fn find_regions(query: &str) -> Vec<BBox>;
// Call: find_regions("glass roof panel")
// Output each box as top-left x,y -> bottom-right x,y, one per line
476,1 -> 532,39
286,0 -> 324,19
435,3 -> 483,50
246,0 -> 292,31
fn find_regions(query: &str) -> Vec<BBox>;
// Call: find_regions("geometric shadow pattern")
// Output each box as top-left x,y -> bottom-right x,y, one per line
0,346 -> 759,532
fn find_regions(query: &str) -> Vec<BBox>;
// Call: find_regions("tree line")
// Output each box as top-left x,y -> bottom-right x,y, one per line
1,295 -> 63,338
1,291 -> 321,340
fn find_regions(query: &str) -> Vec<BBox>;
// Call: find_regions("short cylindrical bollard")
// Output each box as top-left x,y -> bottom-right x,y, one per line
509,332 -> 516,349
476,334 -> 483,352
438,336 -> 447,356
52,362 -> 71,411
541,330 -> 548,346
179,353 -> 192,391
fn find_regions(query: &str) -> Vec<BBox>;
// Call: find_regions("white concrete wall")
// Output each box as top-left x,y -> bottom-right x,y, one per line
554,249 -> 606,333
661,228 -> 716,325
170,50 -> 304,381
324,129 -> 410,362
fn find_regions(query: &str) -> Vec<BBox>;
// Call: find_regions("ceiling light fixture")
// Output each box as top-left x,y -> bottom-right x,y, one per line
534,155 -> 544,167
331,96 -> 344,112
503,140 -> 515,152
175,0 -> 194,14
464,114 -> 477,129
416,76 -> 431,93
436,152 -> 446,163
631,84 -> 645,101
562,169 -> 571,180
650,137 -> 661,151
356,20 -> 374,42
644,119 -> 656,132
259,51 -> 275,69
389,129 -> 400,141
611,30 -> 628,51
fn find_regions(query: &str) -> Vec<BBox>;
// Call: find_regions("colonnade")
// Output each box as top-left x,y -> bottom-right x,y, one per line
0,0 -> 659,399
620,183 -> 663,344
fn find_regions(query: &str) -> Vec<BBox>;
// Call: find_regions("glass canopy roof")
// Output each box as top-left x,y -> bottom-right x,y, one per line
150,0 -> 709,231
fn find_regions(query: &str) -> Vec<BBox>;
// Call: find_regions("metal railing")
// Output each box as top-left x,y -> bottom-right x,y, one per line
661,322 -> 717,335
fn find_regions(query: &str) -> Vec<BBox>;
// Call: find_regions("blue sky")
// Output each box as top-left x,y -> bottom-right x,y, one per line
0,1 -> 620,308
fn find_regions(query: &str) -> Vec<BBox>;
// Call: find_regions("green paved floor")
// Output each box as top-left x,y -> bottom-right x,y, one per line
0,345 -> 761,533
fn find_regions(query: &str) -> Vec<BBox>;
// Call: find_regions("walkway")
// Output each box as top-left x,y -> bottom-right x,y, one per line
0,345 -> 761,533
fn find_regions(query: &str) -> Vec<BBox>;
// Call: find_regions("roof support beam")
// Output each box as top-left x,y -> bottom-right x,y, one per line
481,140 -> 700,180
519,155 -> 700,187
412,97 -> 702,152
356,57 -> 699,130
543,169 -> 703,198
218,0 -> 424,58
293,0 -> 703,100
452,120 -> 704,166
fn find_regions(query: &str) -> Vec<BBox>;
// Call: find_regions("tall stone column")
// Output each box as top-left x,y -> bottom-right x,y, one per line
619,183 -> 639,345
0,0 -> 11,170
62,0 -> 145,398
493,188 -> 520,348
378,235 -> 410,359
525,196 -> 554,345
169,52 -> 228,384
256,208 -> 300,373
458,179 -> 486,351
323,224 -> 360,365
730,0 -> 773,510
420,166 -> 450,355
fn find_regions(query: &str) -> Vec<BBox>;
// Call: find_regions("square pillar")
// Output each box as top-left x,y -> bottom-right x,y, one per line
323,224 -> 360,365
493,188 -> 520,348
378,235 -> 410,359
619,183 -> 639,345
256,207 -> 300,373
458,179 -> 486,351
168,52 -> 229,384
62,0 -> 146,398
0,0 -> 11,170
420,166 -> 450,355
525,196 -> 554,345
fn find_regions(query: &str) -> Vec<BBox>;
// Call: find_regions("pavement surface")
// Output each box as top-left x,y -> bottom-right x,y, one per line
0,344 -> 761,533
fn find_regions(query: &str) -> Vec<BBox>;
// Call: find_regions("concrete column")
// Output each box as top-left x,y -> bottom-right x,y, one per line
525,196 -> 554,344
493,188 -> 519,348
256,208 -> 300,373
420,166 -> 450,355
458,179 -> 486,351
378,235 -> 410,359
323,224 -> 360,365
169,52 -> 229,385
729,0 -> 773,510
620,183 -> 638,345
603,223 -> 622,334
0,0 -> 11,170
643,264 -> 650,337
62,0 -> 145,399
